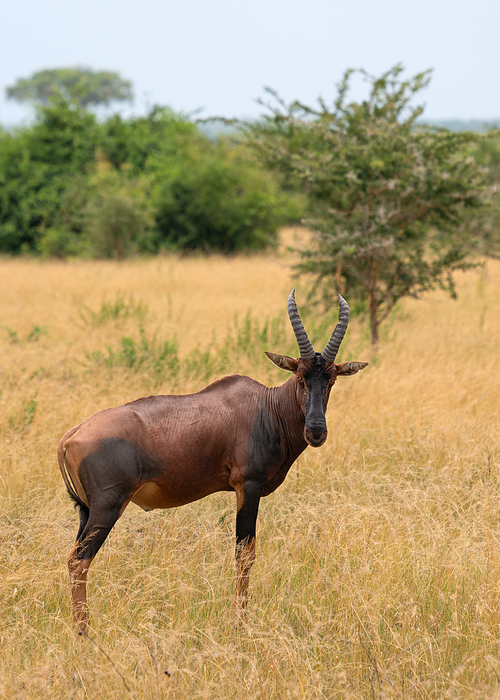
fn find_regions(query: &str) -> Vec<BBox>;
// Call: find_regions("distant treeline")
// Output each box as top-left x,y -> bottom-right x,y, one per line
0,98 -> 299,257
1,93 -> 500,260
420,118 -> 500,132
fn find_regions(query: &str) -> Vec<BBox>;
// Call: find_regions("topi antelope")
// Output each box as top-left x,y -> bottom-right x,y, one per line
58,290 -> 368,631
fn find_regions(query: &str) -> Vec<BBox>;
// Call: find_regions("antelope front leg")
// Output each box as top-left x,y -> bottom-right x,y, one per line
233,480 -> 263,620
68,546 -> 92,633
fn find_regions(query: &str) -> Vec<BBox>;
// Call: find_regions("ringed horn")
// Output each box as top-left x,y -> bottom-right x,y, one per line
287,289 -> 349,362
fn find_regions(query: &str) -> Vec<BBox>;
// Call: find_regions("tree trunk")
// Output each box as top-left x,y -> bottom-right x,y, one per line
368,289 -> 379,346
366,259 -> 380,346
335,259 -> 345,294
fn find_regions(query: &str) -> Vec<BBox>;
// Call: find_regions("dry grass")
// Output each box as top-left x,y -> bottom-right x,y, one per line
1,248 -> 500,699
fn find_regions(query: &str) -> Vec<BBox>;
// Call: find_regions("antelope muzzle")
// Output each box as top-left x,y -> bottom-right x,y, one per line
304,422 -> 328,448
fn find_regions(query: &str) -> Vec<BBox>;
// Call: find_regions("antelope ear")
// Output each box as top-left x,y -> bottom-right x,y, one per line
265,352 -> 299,372
336,361 -> 369,376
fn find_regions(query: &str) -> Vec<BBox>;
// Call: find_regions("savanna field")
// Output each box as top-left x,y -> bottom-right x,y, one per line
1,234 -> 500,699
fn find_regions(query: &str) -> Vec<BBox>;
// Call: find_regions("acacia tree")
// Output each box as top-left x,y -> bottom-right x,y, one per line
6,68 -> 132,109
249,65 -> 486,344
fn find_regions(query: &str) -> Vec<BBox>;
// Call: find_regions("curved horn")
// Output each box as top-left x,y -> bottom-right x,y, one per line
320,294 -> 350,363
287,289 -> 315,360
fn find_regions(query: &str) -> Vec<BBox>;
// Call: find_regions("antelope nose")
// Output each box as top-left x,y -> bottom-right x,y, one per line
305,426 -> 328,447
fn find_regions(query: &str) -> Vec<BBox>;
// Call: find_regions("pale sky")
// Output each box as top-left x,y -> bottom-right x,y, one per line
1,0 -> 499,126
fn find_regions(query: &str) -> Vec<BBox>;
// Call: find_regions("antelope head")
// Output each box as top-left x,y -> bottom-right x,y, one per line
266,290 -> 368,447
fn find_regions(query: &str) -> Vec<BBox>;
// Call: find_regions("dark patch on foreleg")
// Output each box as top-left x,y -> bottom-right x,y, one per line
68,505 -> 123,633
75,503 -> 90,542
233,480 -> 263,620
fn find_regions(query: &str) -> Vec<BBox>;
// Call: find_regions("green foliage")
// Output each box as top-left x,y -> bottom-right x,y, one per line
0,98 -> 98,254
248,65 -> 487,344
27,324 -> 48,342
2,326 -> 19,343
37,225 -> 85,258
22,395 -> 38,427
101,108 -> 299,253
84,306 -> 331,387
0,99 -> 295,256
99,106 -> 198,173
467,129 -> 500,258
87,327 -> 179,378
2,323 -> 48,343
82,162 -> 154,259
181,311 -> 294,383
8,393 -> 38,431
6,67 -> 133,108
78,292 -> 148,327
151,143 -> 299,252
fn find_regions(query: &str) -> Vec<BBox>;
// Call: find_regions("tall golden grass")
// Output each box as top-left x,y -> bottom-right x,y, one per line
1,244 -> 500,699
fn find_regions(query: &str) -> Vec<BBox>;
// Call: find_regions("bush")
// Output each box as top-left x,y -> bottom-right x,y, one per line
0,98 -> 98,254
37,227 -> 80,258
99,106 -> 198,173
84,190 -> 152,259
78,291 -> 148,327
80,160 -> 154,259
0,100 -> 299,256
87,327 -> 180,378
150,143 -> 300,253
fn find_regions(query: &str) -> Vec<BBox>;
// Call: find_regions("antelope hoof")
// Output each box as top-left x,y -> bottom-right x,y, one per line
73,607 -> 89,635
233,596 -> 250,626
